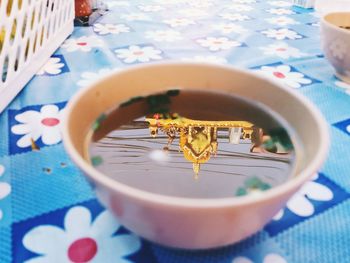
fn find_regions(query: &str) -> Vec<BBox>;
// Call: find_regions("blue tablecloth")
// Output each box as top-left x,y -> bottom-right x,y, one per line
1,0 -> 350,262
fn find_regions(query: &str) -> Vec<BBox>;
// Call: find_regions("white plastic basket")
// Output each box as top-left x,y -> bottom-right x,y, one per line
0,0 -> 75,112
292,0 -> 315,8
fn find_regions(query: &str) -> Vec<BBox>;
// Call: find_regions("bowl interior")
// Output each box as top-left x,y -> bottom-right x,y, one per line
324,12 -> 350,31
63,63 -> 329,204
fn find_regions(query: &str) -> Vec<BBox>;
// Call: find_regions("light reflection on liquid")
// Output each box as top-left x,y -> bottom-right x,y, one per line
86,90 -> 297,198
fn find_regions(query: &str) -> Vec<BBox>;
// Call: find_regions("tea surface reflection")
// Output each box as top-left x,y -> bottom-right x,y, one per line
86,90 -> 297,198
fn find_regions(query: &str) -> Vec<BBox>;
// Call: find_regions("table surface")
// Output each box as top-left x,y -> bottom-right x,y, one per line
1,0 -> 350,262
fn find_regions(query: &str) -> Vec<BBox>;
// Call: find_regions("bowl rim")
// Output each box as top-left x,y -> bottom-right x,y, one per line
62,62 -> 330,208
321,11 -> 350,35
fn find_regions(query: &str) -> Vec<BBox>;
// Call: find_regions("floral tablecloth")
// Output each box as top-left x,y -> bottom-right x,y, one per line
1,0 -> 350,262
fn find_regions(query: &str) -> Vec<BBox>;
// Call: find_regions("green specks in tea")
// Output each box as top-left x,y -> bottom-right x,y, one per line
264,128 -> 293,152
236,177 -> 271,197
120,96 -> 144,107
91,156 -> 103,166
92,113 -> 107,131
245,177 -> 271,190
263,139 -> 277,153
236,187 -> 248,197
166,89 -> 180,97
146,89 -> 180,115
119,89 -> 180,115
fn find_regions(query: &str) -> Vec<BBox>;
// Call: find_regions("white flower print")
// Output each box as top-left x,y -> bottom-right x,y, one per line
335,80 -> 350,95
233,253 -> 287,263
311,12 -> 321,18
274,174 -> 333,220
114,45 -> 163,63
260,42 -> 307,59
138,5 -> 164,12
36,57 -> 65,76
212,23 -> 247,34
61,36 -> 103,52
266,16 -> 298,26
163,18 -> 195,28
0,165 -> 4,177
23,206 -> 141,263
264,254 -> 288,263
256,64 -> 312,88
93,23 -> 130,35
233,257 -> 252,263
121,13 -> 151,21
0,165 -> 11,221
196,37 -> 242,51
181,55 -> 227,64
188,1 -> 214,8
329,39 -> 347,60
232,0 -> 256,3
220,13 -> 250,21
77,68 -> 114,87
154,0 -> 187,4
178,8 -> 208,17
107,1 -> 129,7
267,8 -> 295,15
268,1 -> 293,7
310,22 -> 320,27
261,28 -> 302,40
145,30 -> 182,42
228,4 -> 253,12
11,104 -> 65,148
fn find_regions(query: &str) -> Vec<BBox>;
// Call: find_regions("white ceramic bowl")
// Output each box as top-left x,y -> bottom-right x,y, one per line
321,12 -> 350,83
62,63 -> 329,249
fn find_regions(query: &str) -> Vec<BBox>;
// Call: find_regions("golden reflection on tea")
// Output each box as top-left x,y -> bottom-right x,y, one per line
85,90 -> 298,198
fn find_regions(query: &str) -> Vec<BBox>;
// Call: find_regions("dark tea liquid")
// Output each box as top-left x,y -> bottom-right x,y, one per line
85,90 -> 299,198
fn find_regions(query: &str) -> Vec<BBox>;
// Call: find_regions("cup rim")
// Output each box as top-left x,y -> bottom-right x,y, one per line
62,62 -> 330,208
321,11 -> 350,35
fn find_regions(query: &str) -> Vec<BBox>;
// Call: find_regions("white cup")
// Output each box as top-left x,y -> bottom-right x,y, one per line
321,12 -> 350,83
